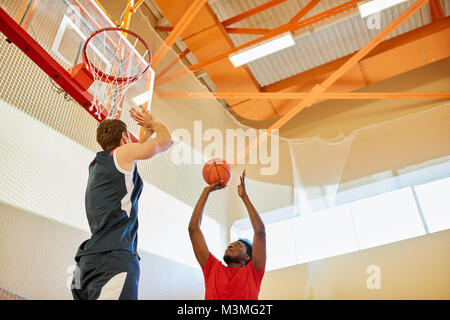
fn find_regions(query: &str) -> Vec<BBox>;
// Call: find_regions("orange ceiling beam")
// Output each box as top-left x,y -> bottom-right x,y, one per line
267,16 -> 450,93
154,0 -> 278,118
225,28 -> 270,35
151,0 -> 208,69
245,14 -> 450,120
233,0 -> 433,163
156,26 -> 173,32
429,0 -> 445,22
155,1 -> 449,121
155,48 -> 190,80
269,0 -> 431,131
141,0 -> 207,138
246,17 -> 450,120
156,0 -> 320,35
155,0 -> 363,87
289,0 -> 321,23
156,91 -> 450,100
130,0 -> 144,12
322,0 -> 430,89
156,26 -> 273,35
92,0 -> 121,26
187,0 -> 361,72
222,0 -> 290,27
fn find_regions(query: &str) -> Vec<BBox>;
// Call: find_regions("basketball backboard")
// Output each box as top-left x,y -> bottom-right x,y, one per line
0,0 -> 155,140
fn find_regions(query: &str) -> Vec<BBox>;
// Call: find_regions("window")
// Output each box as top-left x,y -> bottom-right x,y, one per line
414,177 -> 450,233
293,204 -> 359,264
349,188 -> 426,250
231,162 -> 450,271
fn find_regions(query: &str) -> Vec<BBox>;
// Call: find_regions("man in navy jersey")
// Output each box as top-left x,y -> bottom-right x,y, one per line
71,106 -> 172,300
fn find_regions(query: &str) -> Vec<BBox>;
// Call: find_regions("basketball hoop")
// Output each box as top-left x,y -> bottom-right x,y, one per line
71,27 -> 152,120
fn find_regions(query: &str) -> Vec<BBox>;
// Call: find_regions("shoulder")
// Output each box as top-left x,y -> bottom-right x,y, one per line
246,260 -> 265,280
205,253 -> 221,267
114,145 -> 137,173
202,254 -> 222,273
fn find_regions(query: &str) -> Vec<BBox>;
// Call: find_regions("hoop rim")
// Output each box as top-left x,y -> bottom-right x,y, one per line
82,27 -> 152,84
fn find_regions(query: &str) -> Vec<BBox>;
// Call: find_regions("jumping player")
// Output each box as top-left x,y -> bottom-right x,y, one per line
189,170 -> 266,300
71,106 -> 172,300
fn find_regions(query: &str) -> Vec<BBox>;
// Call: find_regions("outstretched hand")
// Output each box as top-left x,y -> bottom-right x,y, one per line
204,180 -> 226,193
238,169 -> 247,198
130,105 -> 157,131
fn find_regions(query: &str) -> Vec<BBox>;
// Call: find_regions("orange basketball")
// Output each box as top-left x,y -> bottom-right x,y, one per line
202,158 -> 232,187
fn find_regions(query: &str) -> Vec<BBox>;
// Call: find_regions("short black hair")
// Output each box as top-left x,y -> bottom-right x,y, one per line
238,238 -> 253,261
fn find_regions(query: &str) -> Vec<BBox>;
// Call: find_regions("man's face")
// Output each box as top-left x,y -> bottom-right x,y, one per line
223,241 -> 249,265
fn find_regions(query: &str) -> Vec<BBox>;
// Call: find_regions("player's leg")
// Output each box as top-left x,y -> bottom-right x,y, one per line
73,250 -> 140,300
96,250 -> 140,300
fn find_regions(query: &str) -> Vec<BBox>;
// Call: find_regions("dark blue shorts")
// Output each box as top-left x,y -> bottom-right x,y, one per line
71,250 -> 140,300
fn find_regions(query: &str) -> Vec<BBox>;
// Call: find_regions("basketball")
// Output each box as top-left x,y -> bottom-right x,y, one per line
202,158 -> 232,187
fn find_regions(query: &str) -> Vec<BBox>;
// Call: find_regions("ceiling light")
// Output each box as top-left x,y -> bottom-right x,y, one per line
229,32 -> 295,67
358,0 -> 409,18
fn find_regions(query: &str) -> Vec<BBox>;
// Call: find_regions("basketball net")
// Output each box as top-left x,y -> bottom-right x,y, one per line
80,28 -> 151,120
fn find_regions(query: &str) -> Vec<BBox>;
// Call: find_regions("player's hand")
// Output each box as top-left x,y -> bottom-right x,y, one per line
238,169 -> 247,198
130,105 -> 157,130
204,181 -> 225,193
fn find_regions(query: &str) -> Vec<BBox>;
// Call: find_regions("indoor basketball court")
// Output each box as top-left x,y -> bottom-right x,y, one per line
0,0 -> 449,300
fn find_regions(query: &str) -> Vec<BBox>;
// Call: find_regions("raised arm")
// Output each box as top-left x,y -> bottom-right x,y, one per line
189,181 -> 224,267
238,170 -> 266,270
117,106 -> 173,170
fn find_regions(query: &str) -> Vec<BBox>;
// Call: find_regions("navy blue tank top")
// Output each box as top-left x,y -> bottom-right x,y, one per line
76,147 -> 143,259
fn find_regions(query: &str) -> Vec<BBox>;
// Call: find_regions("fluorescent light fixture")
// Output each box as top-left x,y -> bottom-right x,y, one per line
358,0 -> 408,18
229,32 -> 295,67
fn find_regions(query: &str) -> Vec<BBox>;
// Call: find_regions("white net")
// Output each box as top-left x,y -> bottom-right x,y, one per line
84,28 -> 152,121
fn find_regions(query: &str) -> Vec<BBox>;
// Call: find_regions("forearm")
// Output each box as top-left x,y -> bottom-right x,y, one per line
242,195 -> 265,234
138,128 -> 154,144
150,122 -> 173,152
189,189 -> 210,231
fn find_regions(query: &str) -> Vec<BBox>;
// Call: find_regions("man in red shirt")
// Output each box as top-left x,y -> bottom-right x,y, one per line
189,170 -> 266,300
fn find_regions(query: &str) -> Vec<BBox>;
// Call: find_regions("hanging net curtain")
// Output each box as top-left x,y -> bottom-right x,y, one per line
288,103 -> 450,217
288,134 -> 355,216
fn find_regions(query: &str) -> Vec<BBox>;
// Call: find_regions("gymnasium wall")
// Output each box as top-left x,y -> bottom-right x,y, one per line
260,229 -> 450,300
0,202 -> 205,300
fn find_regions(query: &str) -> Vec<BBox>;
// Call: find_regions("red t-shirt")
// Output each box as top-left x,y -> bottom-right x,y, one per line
202,254 -> 265,300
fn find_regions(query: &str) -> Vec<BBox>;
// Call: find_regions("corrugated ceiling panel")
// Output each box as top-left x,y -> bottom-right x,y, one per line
209,0 -> 448,86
